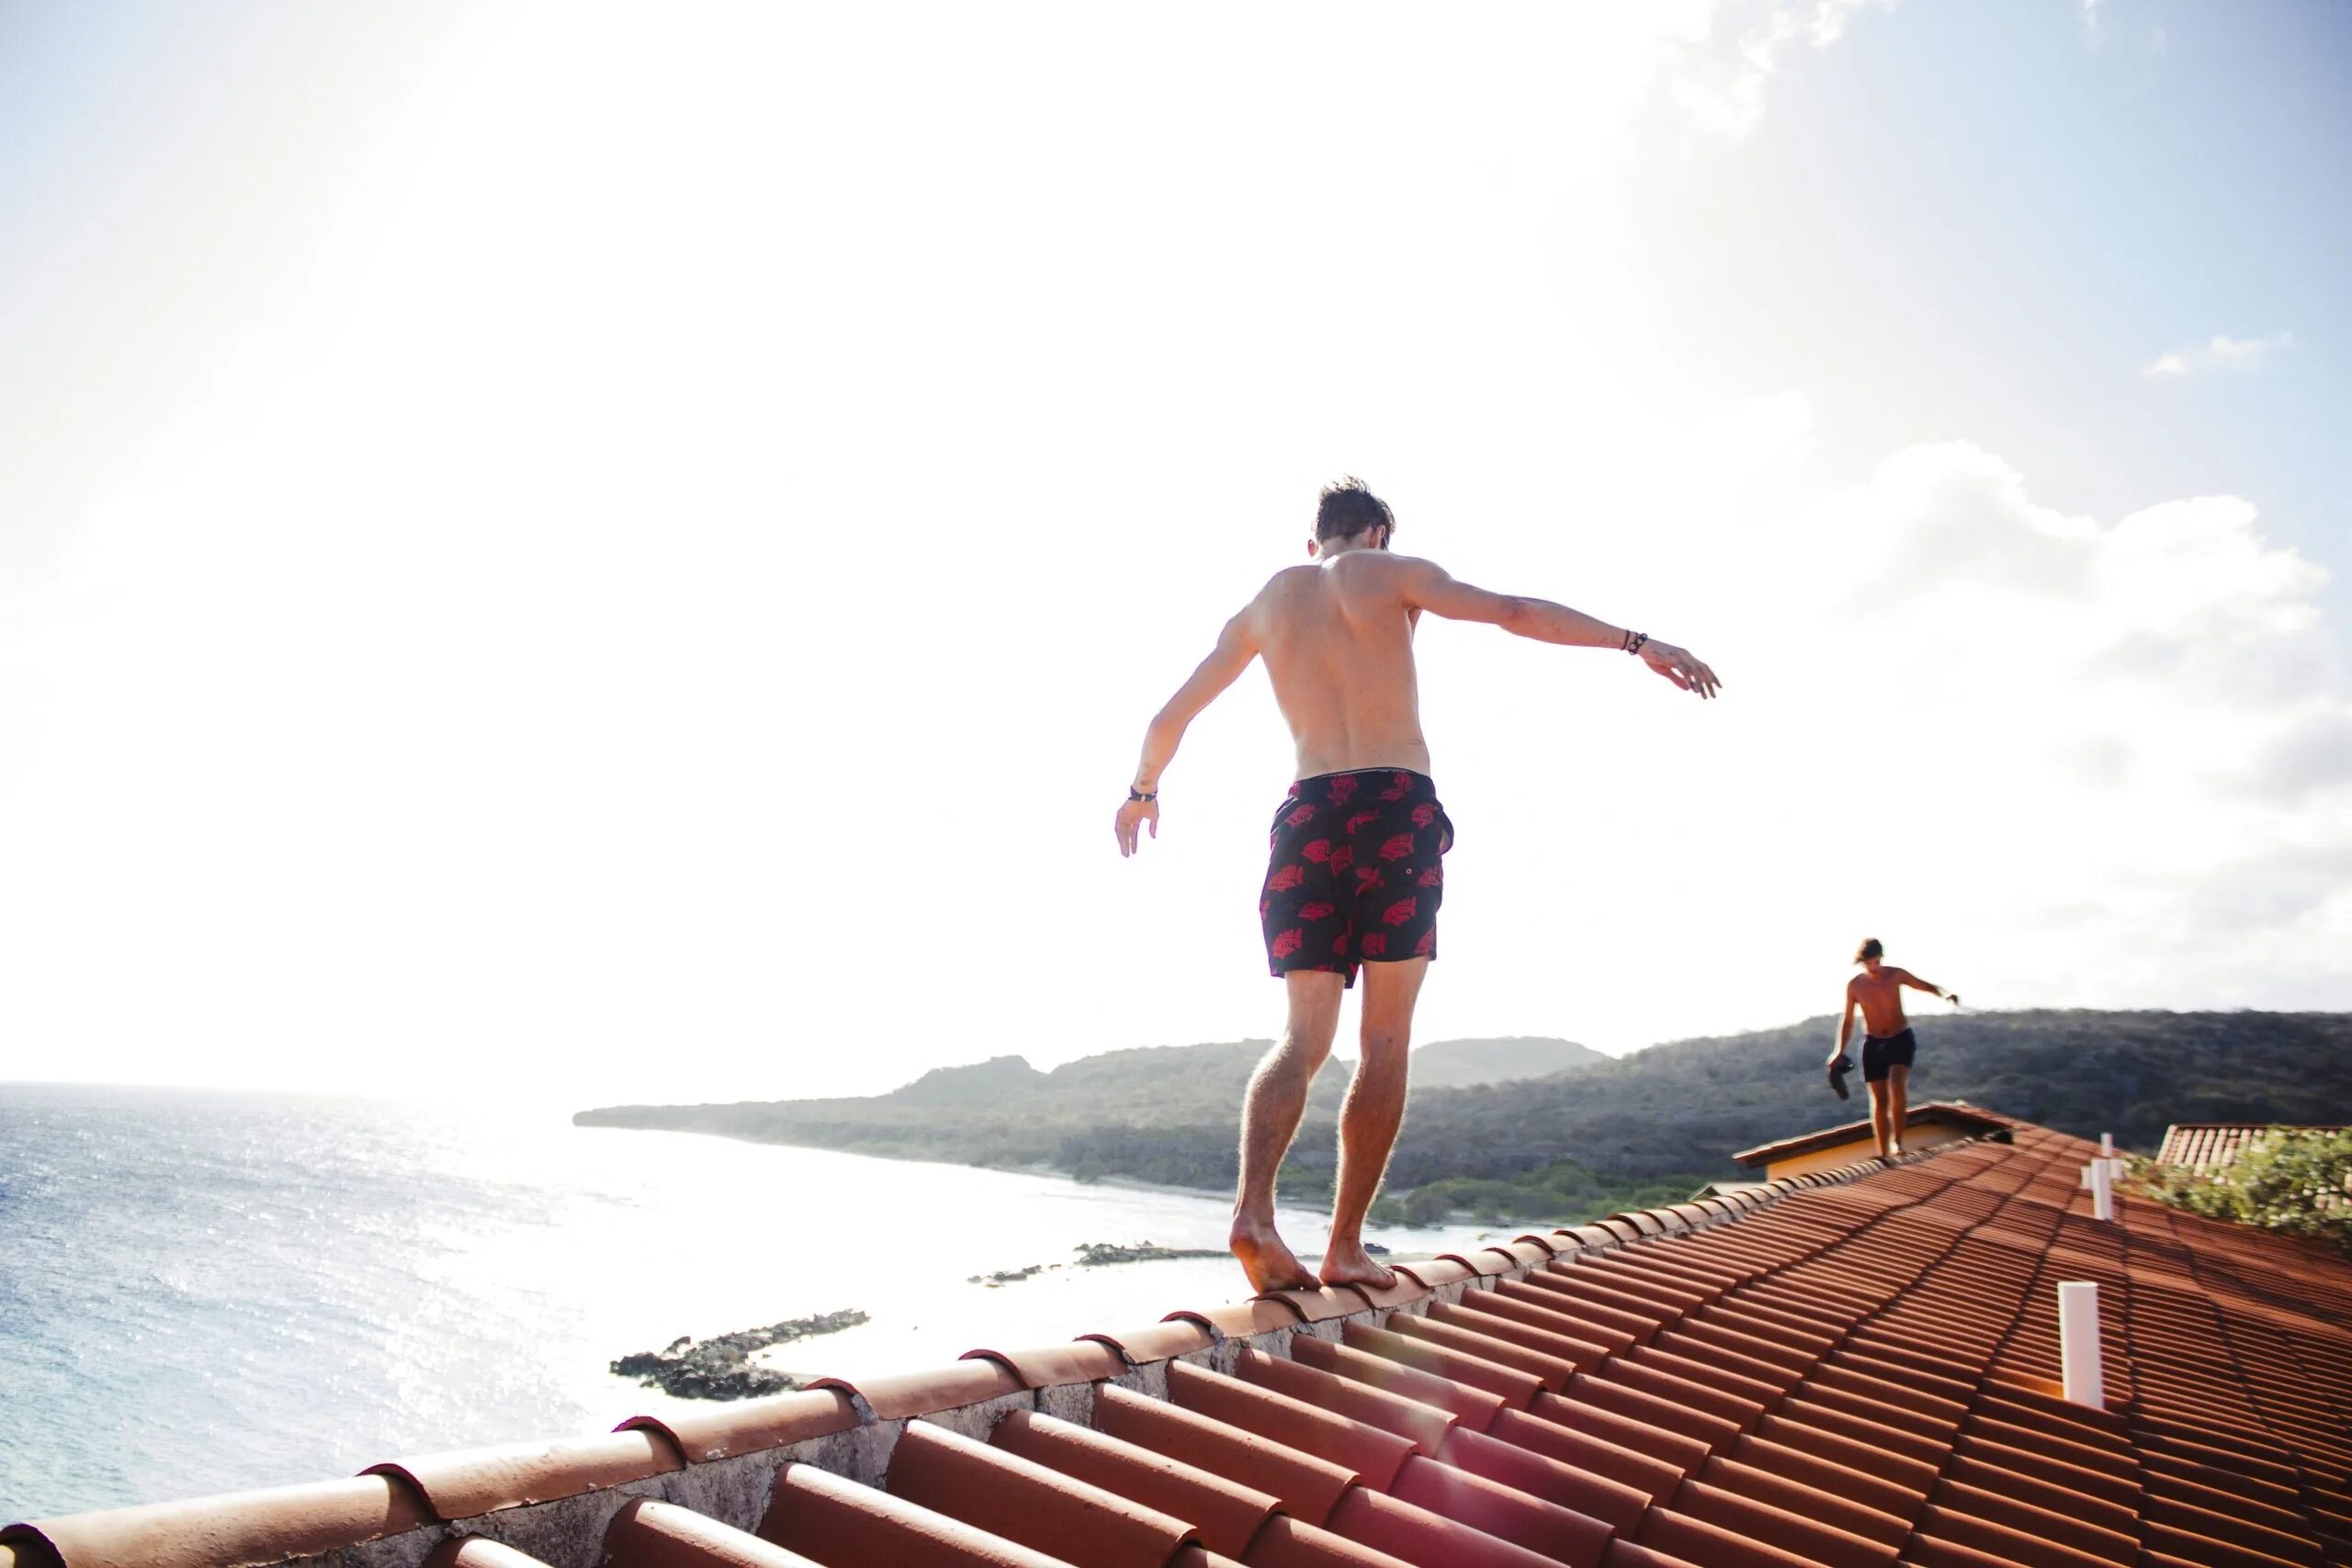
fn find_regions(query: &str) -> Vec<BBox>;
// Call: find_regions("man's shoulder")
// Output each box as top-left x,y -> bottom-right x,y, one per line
1327,549 -> 1435,595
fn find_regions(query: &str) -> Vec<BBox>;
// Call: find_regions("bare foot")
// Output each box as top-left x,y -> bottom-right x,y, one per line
1230,1218 -> 1317,1293
1317,1238 -> 1397,1292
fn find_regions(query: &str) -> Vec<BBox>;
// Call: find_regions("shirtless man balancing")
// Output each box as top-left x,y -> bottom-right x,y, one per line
1829,938 -> 1961,1160
1114,479 -> 1721,1293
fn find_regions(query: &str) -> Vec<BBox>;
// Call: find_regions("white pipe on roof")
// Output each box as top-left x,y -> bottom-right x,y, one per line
2090,1157 -> 2116,1223
2100,1132 -> 2115,1156
2059,1281 -> 2106,1410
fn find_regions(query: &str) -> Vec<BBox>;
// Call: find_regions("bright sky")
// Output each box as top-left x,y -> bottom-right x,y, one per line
3,1 -> 2347,1104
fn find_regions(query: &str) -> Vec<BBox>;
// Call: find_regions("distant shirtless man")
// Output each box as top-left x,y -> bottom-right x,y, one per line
1830,938 -> 1961,1160
1114,479 -> 1722,1293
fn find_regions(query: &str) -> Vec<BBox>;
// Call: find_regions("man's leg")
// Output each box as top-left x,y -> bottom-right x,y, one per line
1320,956 -> 1428,1290
1231,972 -> 1345,1292
1867,1077 -> 1894,1159
1885,1064 -> 1910,1156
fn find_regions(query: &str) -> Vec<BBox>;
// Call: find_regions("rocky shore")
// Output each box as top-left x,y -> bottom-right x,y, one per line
610,1309 -> 867,1400
967,1238 -> 1232,1288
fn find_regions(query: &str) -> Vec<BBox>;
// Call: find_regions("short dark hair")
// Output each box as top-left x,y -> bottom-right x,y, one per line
1316,477 -> 1395,543
1855,938 -> 1883,964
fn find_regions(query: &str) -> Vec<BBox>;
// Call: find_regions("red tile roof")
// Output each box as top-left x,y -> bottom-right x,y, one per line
1730,1101 -> 2018,1169
2158,1122 -> 2348,1171
8,1117 -> 2352,1568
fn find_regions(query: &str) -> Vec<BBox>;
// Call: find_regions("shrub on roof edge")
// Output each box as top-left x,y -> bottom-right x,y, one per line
2133,1128 -> 2352,1253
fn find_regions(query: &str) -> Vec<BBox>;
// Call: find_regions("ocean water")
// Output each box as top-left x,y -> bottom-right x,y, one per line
0,1084 -> 1460,1520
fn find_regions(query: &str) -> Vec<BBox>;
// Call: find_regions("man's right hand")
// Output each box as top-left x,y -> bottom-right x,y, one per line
1114,796 -> 1159,858
1641,641 -> 1722,699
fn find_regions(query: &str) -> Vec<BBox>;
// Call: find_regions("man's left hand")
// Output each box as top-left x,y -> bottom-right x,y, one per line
1640,640 -> 1723,699
1115,796 -> 1159,858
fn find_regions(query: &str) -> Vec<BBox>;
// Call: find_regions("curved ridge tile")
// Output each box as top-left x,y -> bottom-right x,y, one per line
0,1476 -> 434,1568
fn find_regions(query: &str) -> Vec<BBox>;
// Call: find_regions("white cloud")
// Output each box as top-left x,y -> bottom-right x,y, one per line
2209,332 -> 2295,367
1657,0 -> 1896,142
1682,439 -> 2352,1019
2144,332 -> 2294,380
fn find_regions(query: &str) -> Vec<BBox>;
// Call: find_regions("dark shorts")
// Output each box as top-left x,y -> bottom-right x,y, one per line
1261,769 -> 1453,987
1861,1029 -> 1917,1082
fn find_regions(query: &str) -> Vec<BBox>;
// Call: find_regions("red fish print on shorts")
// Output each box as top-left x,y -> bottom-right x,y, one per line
1378,833 -> 1415,862
1359,932 -> 1387,957
1327,774 -> 1359,805
1414,929 -> 1435,956
1418,865 -> 1442,888
1267,863 -> 1306,893
1271,928 -> 1305,959
1410,802 -> 1438,829
1382,897 -> 1418,926
1299,901 -> 1337,921
1286,804 -> 1316,827
1380,772 -> 1414,801
1301,840 -> 1332,863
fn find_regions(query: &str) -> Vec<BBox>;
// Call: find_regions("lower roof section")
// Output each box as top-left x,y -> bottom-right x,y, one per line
8,1118 -> 2352,1568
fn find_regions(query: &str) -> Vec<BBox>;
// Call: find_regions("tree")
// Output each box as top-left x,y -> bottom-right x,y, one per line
2136,1129 -> 2352,1253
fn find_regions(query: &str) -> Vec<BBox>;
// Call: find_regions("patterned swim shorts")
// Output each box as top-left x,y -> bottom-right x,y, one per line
1260,769 -> 1454,987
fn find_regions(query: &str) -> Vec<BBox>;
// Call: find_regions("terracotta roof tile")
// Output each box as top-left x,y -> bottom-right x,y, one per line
616,1388 -> 858,1464
599,1497 -> 822,1567
1434,1247 -> 1523,1280
1322,1483 -> 1563,1568
0,1475 -> 431,1568
1340,1321 -> 1547,1408
1256,1285 -> 1373,1325
989,1409 -> 1278,1560
1386,1452 -> 1616,1566
1236,1348 -> 1458,1455
20,1113 -> 2352,1568
759,1459 -> 1074,1567
1178,1300 -> 1305,1340
959,1340 -> 1130,1391
1094,1383 -> 1360,1527
808,1359 -> 1029,1422
1486,1407 -> 1689,1504
360,1428 -> 684,1520
1229,1512 -> 1416,1567
886,1418 -> 1202,1567
1340,1269 -> 1434,1311
1165,1360 -> 1418,1493
1289,1330 -> 1508,1432
1434,1426 -> 1650,1532
1080,1320 -> 1218,1365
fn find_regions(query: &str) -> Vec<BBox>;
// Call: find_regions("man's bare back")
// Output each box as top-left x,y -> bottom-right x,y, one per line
1250,552 -> 1432,779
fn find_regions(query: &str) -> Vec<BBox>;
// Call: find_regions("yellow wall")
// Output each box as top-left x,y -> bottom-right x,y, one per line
1762,1120 -> 1974,1181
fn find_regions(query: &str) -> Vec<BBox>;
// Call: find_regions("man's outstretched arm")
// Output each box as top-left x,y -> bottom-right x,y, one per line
1894,968 -> 1960,1006
1115,610 -> 1259,856
1395,558 -> 1722,698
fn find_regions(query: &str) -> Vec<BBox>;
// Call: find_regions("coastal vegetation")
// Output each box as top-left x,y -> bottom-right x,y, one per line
578,1010 -> 2352,1227
2135,1127 -> 2352,1254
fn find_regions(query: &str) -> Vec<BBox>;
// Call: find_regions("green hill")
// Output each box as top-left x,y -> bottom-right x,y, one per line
575,1010 -> 2352,1225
